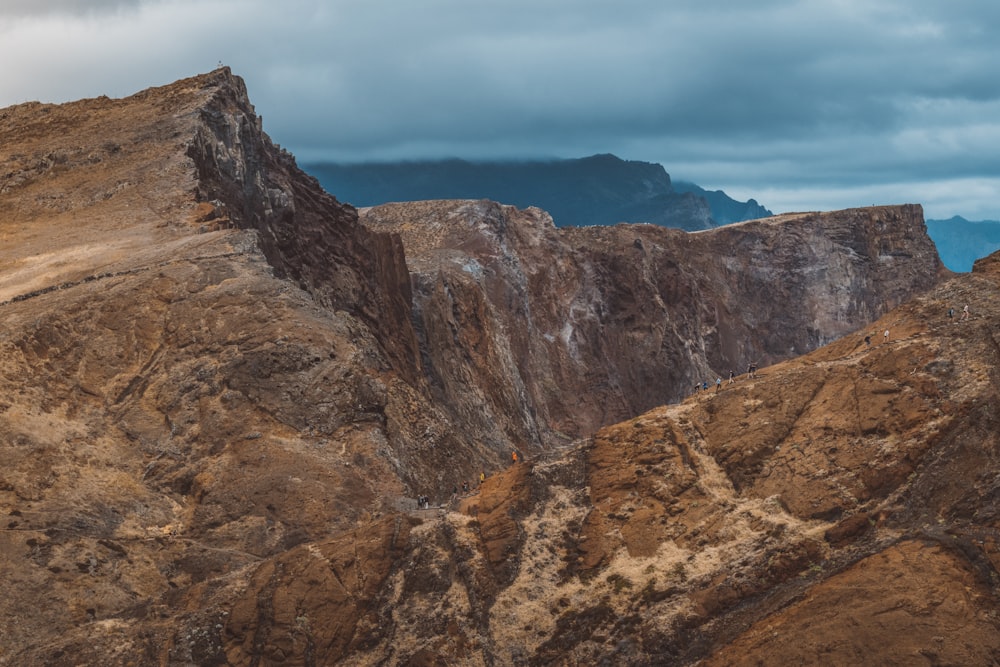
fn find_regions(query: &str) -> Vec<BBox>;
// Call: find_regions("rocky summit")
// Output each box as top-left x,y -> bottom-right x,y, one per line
1,69 -> 996,666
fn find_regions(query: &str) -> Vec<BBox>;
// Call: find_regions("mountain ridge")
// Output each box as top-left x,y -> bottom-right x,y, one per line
926,215 -> 1000,272
306,154 -> 771,230
2,69 -> 996,666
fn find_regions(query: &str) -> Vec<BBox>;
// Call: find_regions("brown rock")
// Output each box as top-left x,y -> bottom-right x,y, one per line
4,67 -> 997,667
362,199 -> 942,442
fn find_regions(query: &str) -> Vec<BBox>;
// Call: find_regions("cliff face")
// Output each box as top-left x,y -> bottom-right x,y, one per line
182,70 -> 419,378
361,200 -> 942,440
2,69 -> 987,667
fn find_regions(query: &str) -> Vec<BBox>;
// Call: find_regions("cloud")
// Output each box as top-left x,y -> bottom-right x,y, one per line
0,0 -> 998,220
0,0 -> 149,17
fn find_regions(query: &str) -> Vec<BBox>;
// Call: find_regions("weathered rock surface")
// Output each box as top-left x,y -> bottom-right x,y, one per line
362,199 -> 943,440
171,258 -> 995,667
2,68 -> 993,667
0,69 -> 492,663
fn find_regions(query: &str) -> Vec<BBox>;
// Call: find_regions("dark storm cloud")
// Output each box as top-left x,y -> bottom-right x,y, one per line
1,0 -> 998,219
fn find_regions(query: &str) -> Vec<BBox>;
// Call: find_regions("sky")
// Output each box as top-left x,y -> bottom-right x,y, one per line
2,0 -> 999,221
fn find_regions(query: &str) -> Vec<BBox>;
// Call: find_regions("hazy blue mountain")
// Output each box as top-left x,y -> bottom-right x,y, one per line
673,180 -> 772,225
925,216 -> 1000,272
305,154 -> 771,231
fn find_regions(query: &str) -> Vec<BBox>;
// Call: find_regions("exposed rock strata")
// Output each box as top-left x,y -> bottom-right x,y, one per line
362,200 -> 943,440
182,70 -> 419,380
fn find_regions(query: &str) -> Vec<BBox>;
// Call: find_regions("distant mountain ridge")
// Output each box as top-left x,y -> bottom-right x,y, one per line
306,153 -> 772,231
673,179 -> 772,225
925,216 -> 1000,272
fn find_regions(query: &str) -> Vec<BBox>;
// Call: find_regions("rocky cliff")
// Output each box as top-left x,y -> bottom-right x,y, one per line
361,200 -> 943,441
1,69 -> 987,667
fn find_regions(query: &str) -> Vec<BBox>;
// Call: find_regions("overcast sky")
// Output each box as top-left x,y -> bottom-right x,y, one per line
2,0 -> 999,220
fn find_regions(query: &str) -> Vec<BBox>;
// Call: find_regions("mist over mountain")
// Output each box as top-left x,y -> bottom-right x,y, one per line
306,154 -> 771,231
926,216 -> 1000,272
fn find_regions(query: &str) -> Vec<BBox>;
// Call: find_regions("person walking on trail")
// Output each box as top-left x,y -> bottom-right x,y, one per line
962,304 -> 970,320
715,377 -> 722,393
948,307 -> 954,320
480,471 -> 486,486
864,334 -> 871,347
883,328 -> 890,343
728,369 -> 735,384
511,451 -> 518,465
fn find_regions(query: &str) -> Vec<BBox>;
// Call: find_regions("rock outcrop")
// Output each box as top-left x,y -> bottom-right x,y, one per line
2,68 -> 989,667
362,200 -> 943,441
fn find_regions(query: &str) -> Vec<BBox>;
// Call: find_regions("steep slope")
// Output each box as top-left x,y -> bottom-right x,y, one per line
135,251 -> 997,667
0,69 -> 496,663
361,200 -> 943,440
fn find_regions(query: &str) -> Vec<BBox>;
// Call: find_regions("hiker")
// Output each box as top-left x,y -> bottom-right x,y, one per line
715,377 -> 722,393
462,481 -> 469,493
864,335 -> 871,347
962,304 -> 970,320
702,381 -> 708,391
728,369 -> 735,384
480,471 -> 486,485
883,328 -> 890,343
512,451 -> 518,465
948,307 -> 954,320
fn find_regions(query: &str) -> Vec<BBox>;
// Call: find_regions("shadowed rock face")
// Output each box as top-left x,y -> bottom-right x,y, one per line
3,68 -> 993,667
362,200 -> 943,441
182,70 -> 420,381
